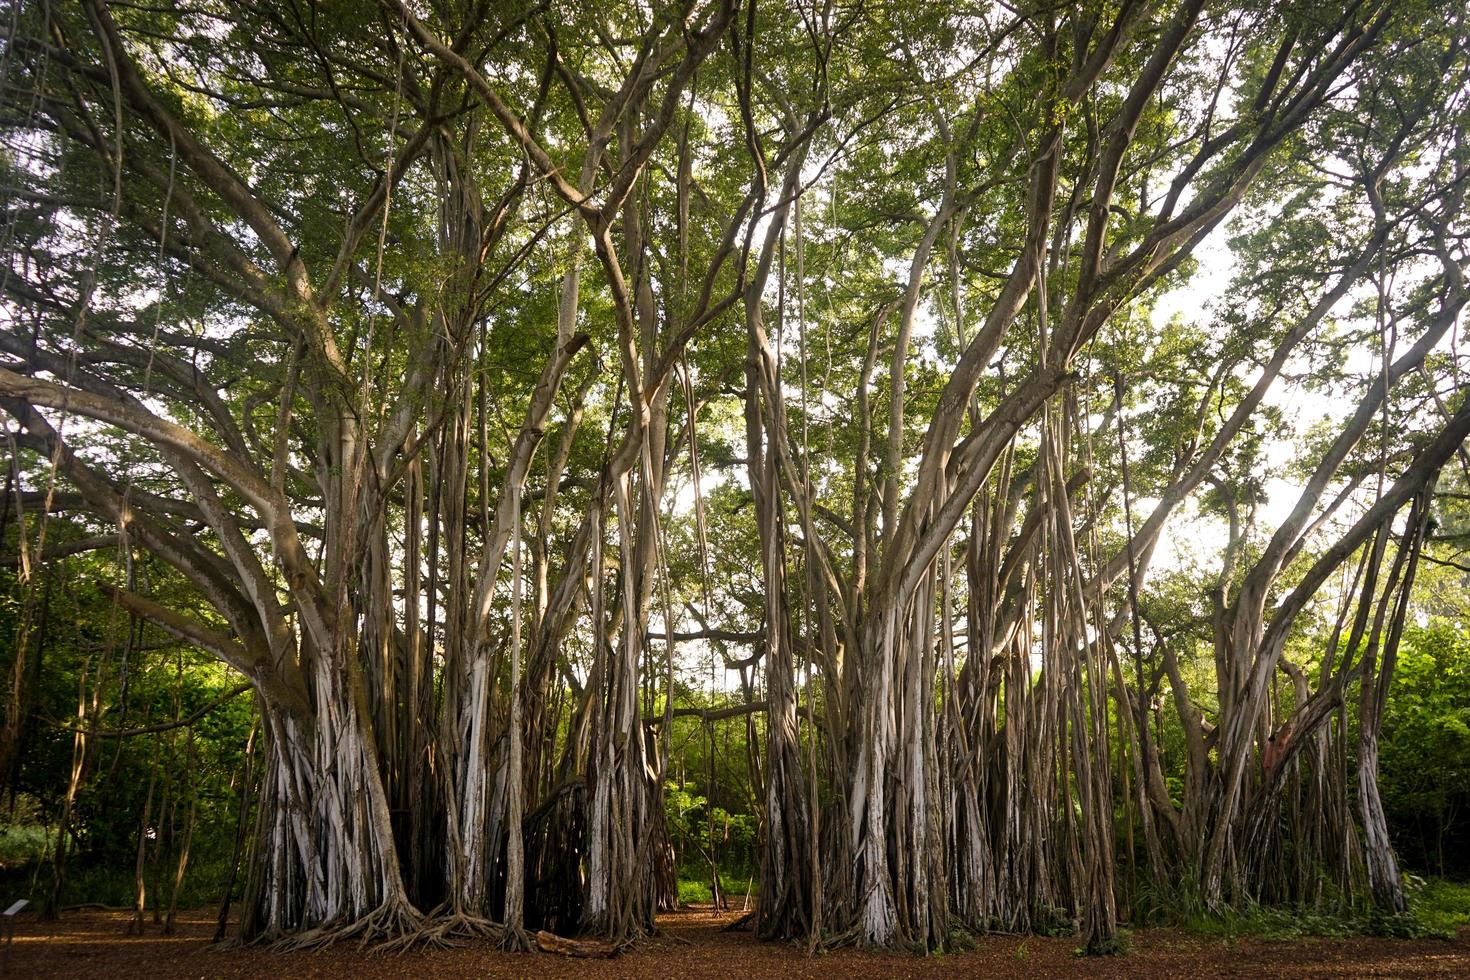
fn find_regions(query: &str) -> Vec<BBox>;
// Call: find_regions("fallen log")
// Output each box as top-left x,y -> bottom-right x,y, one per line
534,930 -> 616,958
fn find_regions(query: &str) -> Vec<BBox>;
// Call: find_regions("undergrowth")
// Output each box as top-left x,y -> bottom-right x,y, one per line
1153,877 -> 1470,941
674,872 -> 753,906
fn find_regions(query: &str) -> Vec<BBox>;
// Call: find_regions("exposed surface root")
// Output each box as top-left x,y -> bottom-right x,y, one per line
817,926 -> 860,950
269,897 -> 425,952
380,908 -> 503,951
496,923 -> 533,952
268,920 -> 344,952
722,910 -> 755,932
18,906 -> 1470,978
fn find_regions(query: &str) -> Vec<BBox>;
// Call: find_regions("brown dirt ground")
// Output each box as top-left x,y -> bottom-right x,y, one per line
5,906 -> 1469,979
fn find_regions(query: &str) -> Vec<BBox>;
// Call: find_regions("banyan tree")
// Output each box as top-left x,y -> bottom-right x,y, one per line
1,0 -> 1467,954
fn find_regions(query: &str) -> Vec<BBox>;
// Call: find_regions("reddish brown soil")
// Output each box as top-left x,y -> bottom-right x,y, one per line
6,906 -> 1468,978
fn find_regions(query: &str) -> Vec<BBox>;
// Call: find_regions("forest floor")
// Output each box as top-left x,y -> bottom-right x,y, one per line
6,905 -> 1470,978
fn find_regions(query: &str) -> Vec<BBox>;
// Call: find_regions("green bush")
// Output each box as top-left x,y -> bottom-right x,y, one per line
1406,878 -> 1470,937
0,823 -> 50,869
1165,878 -> 1470,941
675,872 -> 754,906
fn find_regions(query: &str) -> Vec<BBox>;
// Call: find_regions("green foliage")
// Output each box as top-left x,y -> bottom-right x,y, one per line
0,553 -> 254,914
675,873 -> 753,906
944,923 -> 980,952
1380,622 -> 1470,876
0,820 -> 48,870
1031,905 -> 1076,938
1180,903 -> 1360,941
1077,928 -> 1132,957
1407,878 -> 1470,937
664,775 -> 758,883
1161,879 -> 1470,942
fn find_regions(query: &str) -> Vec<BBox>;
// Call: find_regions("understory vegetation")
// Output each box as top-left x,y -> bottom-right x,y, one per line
1,0 -> 1469,957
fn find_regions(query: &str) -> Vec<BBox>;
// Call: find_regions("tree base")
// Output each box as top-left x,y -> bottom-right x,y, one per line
379,906 -> 502,951
497,923 -> 533,952
270,896 -> 424,951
